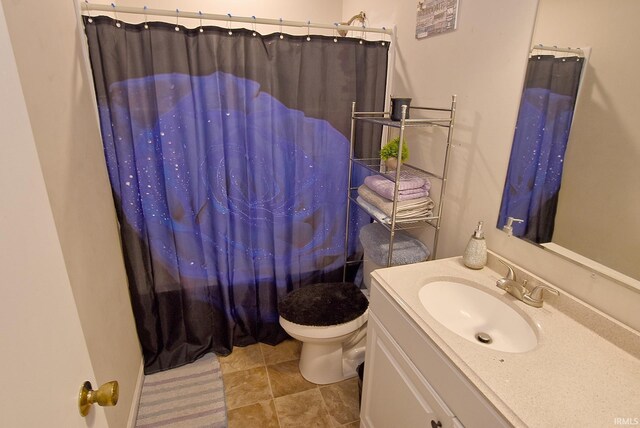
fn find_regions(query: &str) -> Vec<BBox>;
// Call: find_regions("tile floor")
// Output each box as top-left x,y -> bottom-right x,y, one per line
219,339 -> 361,427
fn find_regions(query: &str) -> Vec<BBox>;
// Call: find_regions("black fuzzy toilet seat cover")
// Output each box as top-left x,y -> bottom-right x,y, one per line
279,282 -> 368,327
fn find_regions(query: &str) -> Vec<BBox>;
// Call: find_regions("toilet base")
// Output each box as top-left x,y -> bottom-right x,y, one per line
298,339 -> 366,385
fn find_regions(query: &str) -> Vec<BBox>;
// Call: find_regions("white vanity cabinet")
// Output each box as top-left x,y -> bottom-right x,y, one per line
360,278 -> 511,428
361,313 -> 462,428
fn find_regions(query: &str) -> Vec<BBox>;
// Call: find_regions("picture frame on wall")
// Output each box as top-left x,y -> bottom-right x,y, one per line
416,0 -> 459,39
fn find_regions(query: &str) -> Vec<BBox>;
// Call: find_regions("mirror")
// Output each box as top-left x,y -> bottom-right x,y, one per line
499,0 -> 640,281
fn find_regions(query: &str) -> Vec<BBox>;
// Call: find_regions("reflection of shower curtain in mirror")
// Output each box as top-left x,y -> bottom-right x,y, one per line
83,16 -> 388,373
499,54 -> 584,243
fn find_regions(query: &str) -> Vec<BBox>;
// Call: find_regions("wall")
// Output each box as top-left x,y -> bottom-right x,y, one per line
98,0 -> 344,35
1,1 -> 142,426
533,0 -> 640,280
341,0 -> 640,331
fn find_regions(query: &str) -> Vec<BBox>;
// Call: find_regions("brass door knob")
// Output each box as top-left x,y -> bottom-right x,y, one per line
78,380 -> 119,417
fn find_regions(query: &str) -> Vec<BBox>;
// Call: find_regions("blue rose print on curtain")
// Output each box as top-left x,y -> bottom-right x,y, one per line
101,71 -> 350,290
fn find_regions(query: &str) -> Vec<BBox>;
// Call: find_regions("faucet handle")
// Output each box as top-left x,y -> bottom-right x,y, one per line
528,284 -> 559,301
497,259 -> 516,281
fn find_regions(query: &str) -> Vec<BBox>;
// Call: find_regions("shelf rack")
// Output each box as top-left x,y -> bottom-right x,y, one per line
342,95 -> 457,280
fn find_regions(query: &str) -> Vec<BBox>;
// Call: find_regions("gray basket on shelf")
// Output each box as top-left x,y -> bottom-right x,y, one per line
359,222 -> 430,266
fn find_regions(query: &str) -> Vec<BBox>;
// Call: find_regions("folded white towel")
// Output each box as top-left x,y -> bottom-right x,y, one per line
356,197 -> 432,224
358,185 -> 434,222
356,197 -> 389,223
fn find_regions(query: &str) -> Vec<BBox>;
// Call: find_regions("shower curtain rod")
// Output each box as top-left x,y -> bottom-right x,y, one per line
530,44 -> 585,57
80,3 -> 393,36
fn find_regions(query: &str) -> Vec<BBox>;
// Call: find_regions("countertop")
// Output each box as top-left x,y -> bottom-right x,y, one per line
371,254 -> 640,428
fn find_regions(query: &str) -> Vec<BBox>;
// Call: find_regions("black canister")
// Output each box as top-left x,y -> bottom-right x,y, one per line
390,97 -> 412,121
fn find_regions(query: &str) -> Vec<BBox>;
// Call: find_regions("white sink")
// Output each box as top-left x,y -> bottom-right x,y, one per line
418,279 -> 538,353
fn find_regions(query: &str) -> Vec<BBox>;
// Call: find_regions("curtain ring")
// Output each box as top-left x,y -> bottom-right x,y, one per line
227,13 -> 233,35
143,5 -> 148,29
111,3 -> 121,28
360,23 -> 366,44
533,43 -> 542,56
279,17 -> 284,39
381,27 -> 387,46
531,43 -> 542,59
198,11 -> 203,32
306,20 -> 311,41
333,23 -> 338,43
251,16 -> 257,37
174,9 -> 180,31
85,0 -> 93,23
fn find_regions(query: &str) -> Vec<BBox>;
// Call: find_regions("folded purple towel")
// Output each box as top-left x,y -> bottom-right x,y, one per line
367,174 -> 428,190
364,175 -> 431,201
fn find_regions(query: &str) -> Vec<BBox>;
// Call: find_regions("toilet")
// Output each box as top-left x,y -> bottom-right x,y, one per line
278,282 -> 368,385
278,225 -> 428,385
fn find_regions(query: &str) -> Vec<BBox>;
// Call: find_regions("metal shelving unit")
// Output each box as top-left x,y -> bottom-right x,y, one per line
342,95 -> 457,280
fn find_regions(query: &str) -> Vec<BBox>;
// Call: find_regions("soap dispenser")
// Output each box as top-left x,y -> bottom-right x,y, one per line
463,221 -> 487,269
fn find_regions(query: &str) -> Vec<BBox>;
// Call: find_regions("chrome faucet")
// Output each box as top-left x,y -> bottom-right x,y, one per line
496,260 -> 559,308
495,260 -> 528,300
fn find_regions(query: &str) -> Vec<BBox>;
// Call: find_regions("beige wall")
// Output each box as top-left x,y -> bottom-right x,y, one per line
533,0 -> 640,280
1,1 -> 142,426
100,0 -> 344,35
342,0 -> 640,331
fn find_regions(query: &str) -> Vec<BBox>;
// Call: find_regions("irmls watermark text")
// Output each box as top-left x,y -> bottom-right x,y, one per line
614,418 -> 640,426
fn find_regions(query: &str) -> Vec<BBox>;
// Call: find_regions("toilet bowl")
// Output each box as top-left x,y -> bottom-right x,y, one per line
279,310 -> 368,384
278,282 -> 368,385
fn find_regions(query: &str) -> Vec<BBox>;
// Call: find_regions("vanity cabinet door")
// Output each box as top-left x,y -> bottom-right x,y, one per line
361,313 -> 459,428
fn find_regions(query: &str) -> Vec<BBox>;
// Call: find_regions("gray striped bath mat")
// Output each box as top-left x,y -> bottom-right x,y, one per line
135,353 -> 227,427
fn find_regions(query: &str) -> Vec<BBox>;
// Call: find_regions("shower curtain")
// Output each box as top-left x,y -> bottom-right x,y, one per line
83,16 -> 388,373
498,54 -> 583,243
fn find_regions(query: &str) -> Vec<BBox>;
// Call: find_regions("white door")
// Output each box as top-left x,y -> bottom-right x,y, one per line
0,5 -> 108,426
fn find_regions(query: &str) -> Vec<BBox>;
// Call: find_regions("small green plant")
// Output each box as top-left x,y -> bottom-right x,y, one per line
380,137 -> 409,161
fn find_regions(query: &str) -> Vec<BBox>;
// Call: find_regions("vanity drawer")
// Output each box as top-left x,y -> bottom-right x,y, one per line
369,279 -> 511,428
